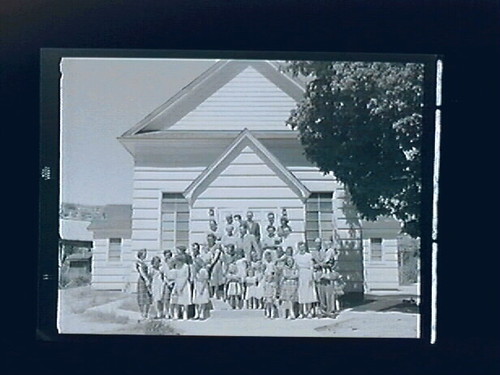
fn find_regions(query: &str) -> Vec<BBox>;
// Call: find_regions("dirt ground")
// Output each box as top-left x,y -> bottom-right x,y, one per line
57,286 -> 419,338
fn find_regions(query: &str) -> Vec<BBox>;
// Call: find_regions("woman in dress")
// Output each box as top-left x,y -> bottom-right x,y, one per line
172,256 -> 192,320
294,241 -> 318,318
150,256 -> 165,318
280,256 -> 299,319
135,249 -> 152,319
206,233 -> 225,299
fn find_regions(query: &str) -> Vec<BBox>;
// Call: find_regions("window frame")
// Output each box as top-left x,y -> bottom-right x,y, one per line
305,192 -> 334,248
161,193 -> 190,251
108,237 -> 122,262
370,237 -> 383,262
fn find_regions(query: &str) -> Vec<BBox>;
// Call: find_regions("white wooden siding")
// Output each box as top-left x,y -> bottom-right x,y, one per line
91,238 -> 132,290
362,238 -> 400,291
289,167 -> 338,192
168,67 -> 298,132
191,147 -> 305,244
132,208 -> 159,220
131,166 -> 205,252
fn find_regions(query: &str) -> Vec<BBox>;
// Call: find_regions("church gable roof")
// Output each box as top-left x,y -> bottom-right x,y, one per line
184,129 -> 310,204
121,60 -> 305,137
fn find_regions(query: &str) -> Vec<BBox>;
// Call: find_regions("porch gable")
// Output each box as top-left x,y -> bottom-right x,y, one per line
184,129 -> 311,204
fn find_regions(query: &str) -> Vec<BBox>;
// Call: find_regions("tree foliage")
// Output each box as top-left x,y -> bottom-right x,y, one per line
284,61 -> 424,237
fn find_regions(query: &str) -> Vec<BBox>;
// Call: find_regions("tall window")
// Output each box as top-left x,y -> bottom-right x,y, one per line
161,193 -> 189,250
305,192 -> 333,248
370,238 -> 383,261
108,238 -> 122,261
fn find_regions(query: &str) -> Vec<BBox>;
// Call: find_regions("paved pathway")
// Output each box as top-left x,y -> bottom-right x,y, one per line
59,293 -> 419,337
156,298 -> 419,338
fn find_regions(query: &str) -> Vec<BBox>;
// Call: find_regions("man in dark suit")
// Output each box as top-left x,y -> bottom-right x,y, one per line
243,211 -> 261,260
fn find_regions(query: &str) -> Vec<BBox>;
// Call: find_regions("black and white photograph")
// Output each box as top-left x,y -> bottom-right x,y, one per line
3,0 -> 498,372
54,55 -> 430,338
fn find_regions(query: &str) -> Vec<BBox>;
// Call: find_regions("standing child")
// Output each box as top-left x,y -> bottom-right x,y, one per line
331,261 -> 346,313
253,263 -> 265,309
262,273 -> 278,319
225,263 -> 242,309
150,256 -> 165,319
172,256 -> 192,320
262,250 -> 276,277
280,256 -> 299,319
192,266 -> 210,320
235,249 -> 248,308
161,250 -> 175,319
244,267 -> 258,309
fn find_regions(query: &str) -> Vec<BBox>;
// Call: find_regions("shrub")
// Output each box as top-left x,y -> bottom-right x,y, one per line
87,310 -> 130,325
144,320 -> 177,335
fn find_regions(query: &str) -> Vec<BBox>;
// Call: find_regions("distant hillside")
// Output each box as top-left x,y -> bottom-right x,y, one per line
60,203 -> 105,221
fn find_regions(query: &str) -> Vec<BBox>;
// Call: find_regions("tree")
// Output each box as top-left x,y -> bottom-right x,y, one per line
284,61 -> 424,238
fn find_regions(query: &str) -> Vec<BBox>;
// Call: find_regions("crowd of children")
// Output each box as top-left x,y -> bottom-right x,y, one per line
134,210 -> 346,321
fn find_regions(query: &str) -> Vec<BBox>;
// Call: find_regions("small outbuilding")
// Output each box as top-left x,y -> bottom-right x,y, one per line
59,219 -> 94,285
87,205 -> 132,290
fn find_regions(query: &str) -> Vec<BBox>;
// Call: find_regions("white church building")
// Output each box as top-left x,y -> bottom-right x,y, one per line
88,60 -> 405,294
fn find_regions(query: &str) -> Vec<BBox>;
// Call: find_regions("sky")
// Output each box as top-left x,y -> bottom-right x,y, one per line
60,58 -> 217,206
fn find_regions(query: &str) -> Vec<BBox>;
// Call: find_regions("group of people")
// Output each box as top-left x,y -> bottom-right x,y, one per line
134,210 -> 346,321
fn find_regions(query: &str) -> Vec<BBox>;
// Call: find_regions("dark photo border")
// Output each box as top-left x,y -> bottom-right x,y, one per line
4,0 -> 499,373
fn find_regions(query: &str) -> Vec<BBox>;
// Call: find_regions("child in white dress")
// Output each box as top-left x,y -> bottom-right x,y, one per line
161,250 -> 175,319
253,263 -> 265,309
192,266 -> 210,320
150,256 -> 164,319
244,267 -> 258,309
225,263 -> 242,310
234,249 -> 248,309
263,273 -> 278,319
